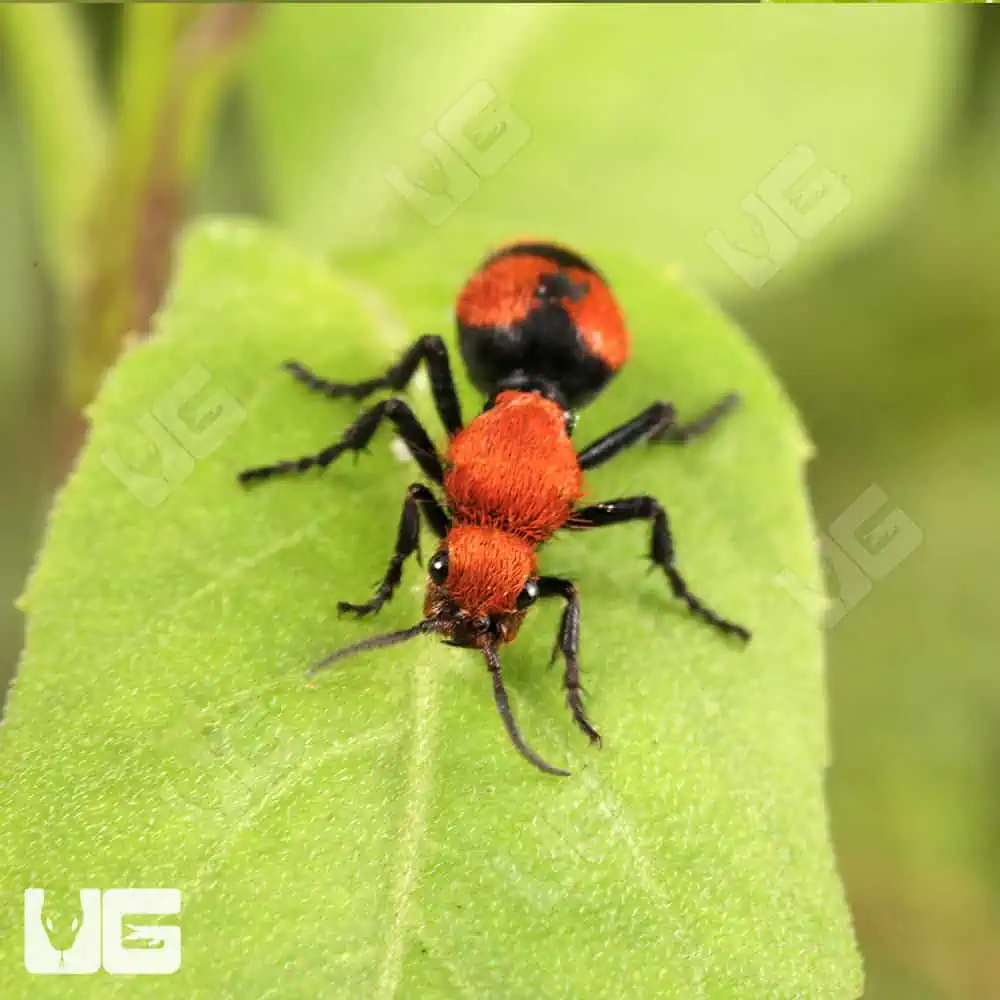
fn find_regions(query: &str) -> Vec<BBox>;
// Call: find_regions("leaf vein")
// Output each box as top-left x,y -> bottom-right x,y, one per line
374,656 -> 437,1000
184,722 -> 403,903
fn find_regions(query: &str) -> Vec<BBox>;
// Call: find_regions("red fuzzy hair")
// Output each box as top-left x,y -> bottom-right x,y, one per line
443,525 -> 535,616
456,253 -> 629,371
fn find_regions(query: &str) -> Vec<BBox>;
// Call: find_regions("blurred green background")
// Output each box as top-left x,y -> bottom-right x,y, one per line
1,5 -> 998,998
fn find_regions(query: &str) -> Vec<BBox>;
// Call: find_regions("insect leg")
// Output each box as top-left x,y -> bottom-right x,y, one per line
576,394 -> 738,472
649,393 -> 739,444
284,334 -> 463,435
569,497 -> 750,642
537,577 -> 601,746
238,398 -> 444,486
338,484 -> 449,618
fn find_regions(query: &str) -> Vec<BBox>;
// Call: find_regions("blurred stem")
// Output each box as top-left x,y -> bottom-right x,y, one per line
69,3 -> 261,411
951,6 -> 1000,156
0,5 -> 109,314
115,5 -> 198,198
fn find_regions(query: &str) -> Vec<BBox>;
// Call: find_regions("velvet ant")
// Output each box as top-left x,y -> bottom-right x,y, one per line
238,241 -> 750,776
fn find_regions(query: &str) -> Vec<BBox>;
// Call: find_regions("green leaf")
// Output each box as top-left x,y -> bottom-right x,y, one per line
0,220 -> 860,997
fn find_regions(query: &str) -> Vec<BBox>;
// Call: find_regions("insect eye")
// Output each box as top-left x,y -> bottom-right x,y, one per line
428,551 -> 449,585
516,579 -> 539,610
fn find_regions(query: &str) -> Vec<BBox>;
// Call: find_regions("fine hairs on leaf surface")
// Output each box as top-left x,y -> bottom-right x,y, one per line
0,220 -> 861,998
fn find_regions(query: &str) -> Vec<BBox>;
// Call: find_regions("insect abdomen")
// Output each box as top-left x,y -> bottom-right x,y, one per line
455,241 -> 630,410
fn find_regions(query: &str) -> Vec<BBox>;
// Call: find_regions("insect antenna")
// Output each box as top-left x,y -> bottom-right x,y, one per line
483,642 -> 570,777
309,618 -> 442,676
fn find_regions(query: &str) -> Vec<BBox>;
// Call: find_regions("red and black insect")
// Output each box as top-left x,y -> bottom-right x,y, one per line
238,240 -> 750,776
